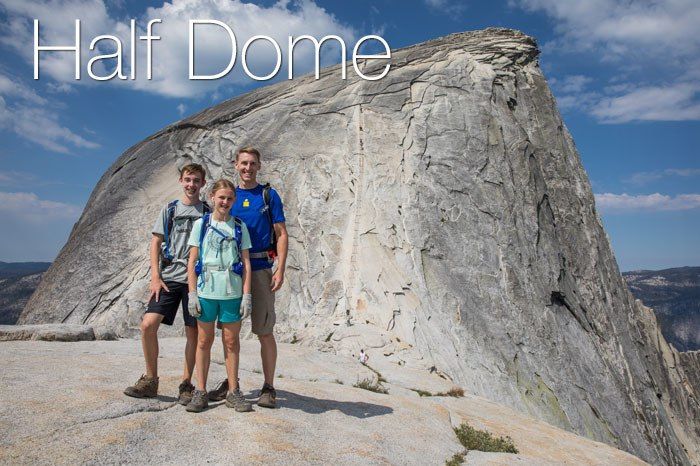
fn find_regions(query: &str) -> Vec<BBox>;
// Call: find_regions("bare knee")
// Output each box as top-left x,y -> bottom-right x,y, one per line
223,333 -> 240,354
197,331 -> 214,351
141,316 -> 160,335
258,333 -> 275,346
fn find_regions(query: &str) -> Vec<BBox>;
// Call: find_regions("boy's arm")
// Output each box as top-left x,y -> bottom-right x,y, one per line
149,234 -> 169,302
271,222 -> 288,292
187,247 -> 198,293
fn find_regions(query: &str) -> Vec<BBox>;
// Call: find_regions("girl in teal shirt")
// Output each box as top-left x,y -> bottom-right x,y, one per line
186,179 -> 253,413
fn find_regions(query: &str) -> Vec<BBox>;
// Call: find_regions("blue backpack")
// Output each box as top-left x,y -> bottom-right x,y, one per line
194,213 -> 244,280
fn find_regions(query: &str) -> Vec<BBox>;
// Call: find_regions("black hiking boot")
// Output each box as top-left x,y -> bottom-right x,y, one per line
258,383 -> 276,409
208,379 -> 229,401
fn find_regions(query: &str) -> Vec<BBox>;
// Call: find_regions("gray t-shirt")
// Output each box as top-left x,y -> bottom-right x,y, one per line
152,201 -> 208,283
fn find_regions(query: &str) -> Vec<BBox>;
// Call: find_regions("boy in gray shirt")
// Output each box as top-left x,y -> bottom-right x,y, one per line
124,163 -> 209,404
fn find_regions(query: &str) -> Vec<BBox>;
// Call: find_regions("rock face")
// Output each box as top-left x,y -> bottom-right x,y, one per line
21,28 -> 699,464
0,338 -> 648,465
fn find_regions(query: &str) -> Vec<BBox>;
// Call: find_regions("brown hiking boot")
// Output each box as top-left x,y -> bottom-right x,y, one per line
178,380 -> 195,406
258,383 -> 276,409
208,379 -> 229,401
226,387 -> 253,412
124,375 -> 158,398
186,389 -> 209,413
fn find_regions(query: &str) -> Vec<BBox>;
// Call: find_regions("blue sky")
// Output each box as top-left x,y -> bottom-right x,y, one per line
0,0 -> 698,271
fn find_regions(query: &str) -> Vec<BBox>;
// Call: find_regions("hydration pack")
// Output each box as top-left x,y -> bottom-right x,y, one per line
162,200 -> 210,266
194,213 -> 245,281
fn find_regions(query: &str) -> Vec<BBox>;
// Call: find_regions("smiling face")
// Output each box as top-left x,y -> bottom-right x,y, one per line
210,187 -> 235,216
179,169 -> 204,203
235,151 -> 260,184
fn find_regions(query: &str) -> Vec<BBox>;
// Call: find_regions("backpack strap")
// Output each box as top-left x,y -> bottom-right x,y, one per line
195,212 -> 211,280
231,217 -> 244,275
262,183 -> 277,259
163,200 -> 179,261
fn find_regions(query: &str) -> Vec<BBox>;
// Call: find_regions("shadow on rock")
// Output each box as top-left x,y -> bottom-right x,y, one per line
269,389 -> 393,418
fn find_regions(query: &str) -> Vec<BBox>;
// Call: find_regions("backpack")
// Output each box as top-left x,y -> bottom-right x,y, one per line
194,213 -> 245,281
262,183 -> 277,259
162,200 -> 211,266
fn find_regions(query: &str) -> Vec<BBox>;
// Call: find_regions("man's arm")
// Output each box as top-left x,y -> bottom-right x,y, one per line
149,234 -> 169,302
271,222 -> 288,292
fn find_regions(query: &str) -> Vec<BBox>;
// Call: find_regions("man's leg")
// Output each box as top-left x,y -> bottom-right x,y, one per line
259,333 -> 277,386
141,312 -> 163,378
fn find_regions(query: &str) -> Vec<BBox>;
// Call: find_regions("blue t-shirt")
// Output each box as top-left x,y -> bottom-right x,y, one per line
231,184 -> 285,271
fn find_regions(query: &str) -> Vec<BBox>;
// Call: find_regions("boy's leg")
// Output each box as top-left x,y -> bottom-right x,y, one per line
181,286 -> 198,383
184,325 -> 197,381
141,312 -> 164,378
250,269 -> 277,385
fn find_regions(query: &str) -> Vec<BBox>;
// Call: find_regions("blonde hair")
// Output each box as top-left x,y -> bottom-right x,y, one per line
210,179 -> 236,196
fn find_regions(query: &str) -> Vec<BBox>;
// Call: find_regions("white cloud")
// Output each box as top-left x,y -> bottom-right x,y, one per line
423,0 -> 465,14
0,84 -> 100,154
595,192 -> 700,212
591,82 -> 700,123
177,103 -> 186,116
0,191 -> 83,224
0,73 -> 47,104
624,168 -> 700,185
551,75 -> 592,93
516,0 -> 700,123
1,0 -> 358,98
0,69 -> 99,154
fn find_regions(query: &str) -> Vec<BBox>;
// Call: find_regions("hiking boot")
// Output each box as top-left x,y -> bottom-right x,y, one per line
226,388 -> 253,412
208,379 -> 229,401
124,375 -> 158,398
178,380 -> 195,406
186,389 -> 209,413
258,383 -> 276,409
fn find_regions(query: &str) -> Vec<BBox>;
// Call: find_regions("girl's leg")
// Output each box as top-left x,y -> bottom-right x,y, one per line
194,320 -> 216,391
221,321 -> 242,391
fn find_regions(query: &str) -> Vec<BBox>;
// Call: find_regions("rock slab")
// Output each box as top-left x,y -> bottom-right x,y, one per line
20,28 -> 700,464
0,338 -> 647,465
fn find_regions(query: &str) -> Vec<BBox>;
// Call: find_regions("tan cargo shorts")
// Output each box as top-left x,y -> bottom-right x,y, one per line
251,268 -> 276,335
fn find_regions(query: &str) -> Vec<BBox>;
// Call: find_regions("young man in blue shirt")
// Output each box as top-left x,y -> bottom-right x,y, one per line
209,147 -> 288,408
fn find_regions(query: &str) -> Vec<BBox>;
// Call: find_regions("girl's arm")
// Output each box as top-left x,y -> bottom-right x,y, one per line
242,248 -> 251,294
187,247 -> 198,293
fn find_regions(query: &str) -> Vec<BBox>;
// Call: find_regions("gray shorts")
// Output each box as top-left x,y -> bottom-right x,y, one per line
251,269 -> 276,335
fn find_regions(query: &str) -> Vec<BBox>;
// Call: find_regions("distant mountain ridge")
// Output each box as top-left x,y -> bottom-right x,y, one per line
623,266 -> 700,351
0,261 -> 52,280
0,262 -> 51,324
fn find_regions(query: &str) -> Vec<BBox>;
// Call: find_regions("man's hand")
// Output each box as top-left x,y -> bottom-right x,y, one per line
241,293 -> 252,320
149,278 -> 170,302
187,291 -> 201,318
270,269 -> 284,292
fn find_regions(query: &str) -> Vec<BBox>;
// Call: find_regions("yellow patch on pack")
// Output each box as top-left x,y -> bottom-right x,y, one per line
243,199 -> 250,208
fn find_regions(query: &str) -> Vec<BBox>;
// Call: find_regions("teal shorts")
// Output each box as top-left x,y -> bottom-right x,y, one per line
198,297 -> 242,324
